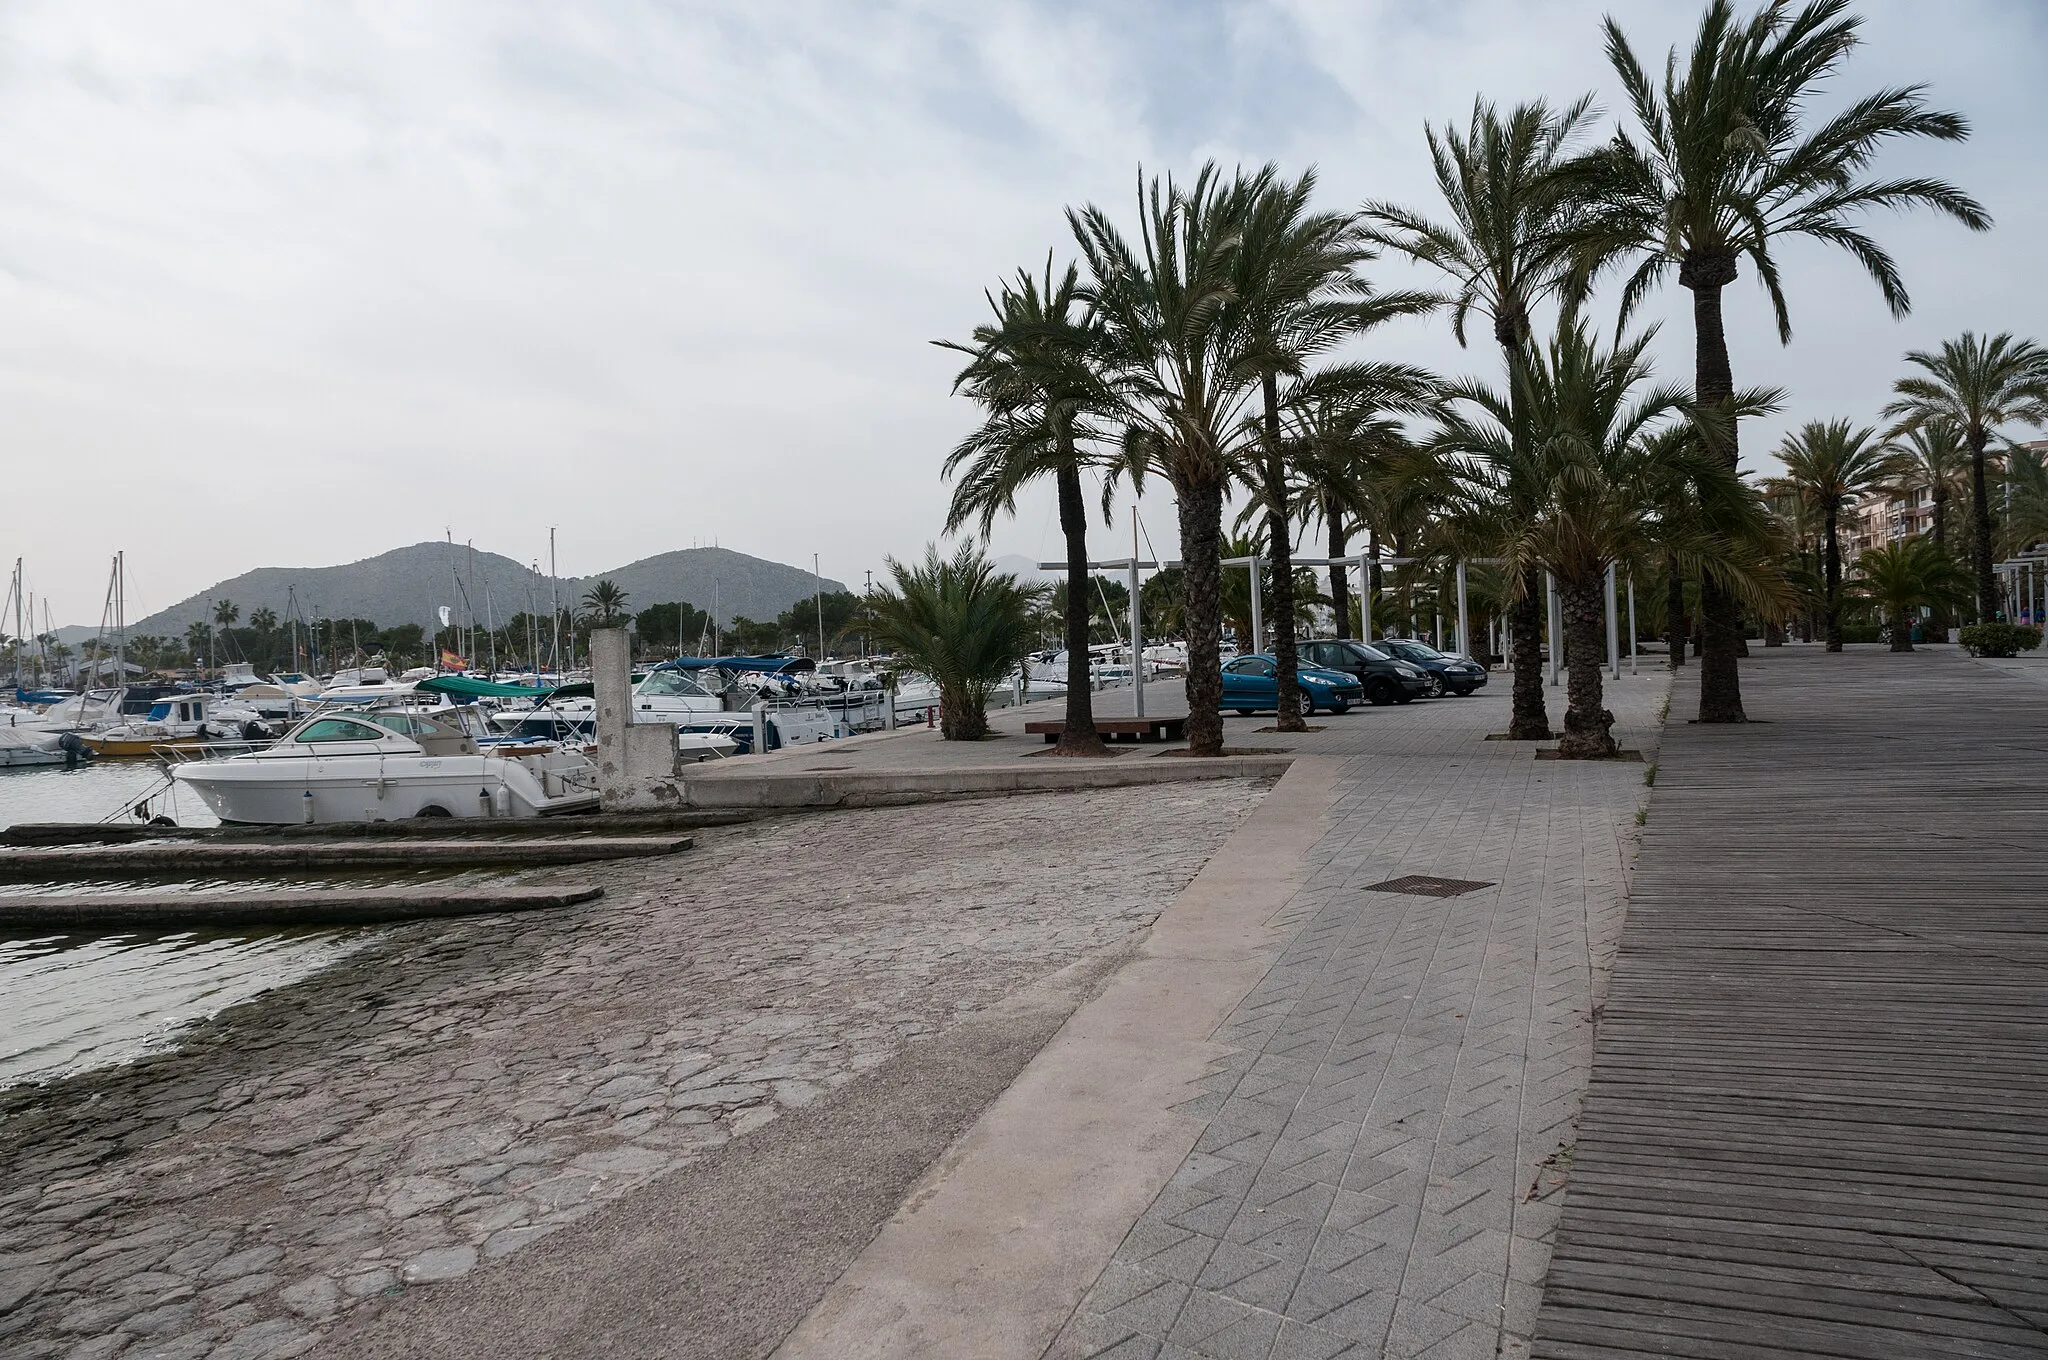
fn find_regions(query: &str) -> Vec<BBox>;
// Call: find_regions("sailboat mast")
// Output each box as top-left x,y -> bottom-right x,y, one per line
548,528 -> 560,675
10,558 -> 21,688
115,551 -> 125,683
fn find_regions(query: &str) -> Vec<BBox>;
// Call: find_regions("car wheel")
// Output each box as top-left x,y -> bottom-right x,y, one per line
1366,679 -> 1397,706
1295,690 -> 1316,718
1327,699 -> 1351,715
1425,673 -> 1445,698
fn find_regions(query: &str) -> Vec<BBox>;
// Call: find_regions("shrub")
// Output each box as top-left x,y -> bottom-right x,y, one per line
1957,623 -> 2045,658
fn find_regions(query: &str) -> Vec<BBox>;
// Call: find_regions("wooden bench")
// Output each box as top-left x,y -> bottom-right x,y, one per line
1024,717 -> 1188,744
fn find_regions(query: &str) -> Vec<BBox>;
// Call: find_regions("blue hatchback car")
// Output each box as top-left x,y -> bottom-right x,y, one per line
1220,654 -> 1366,716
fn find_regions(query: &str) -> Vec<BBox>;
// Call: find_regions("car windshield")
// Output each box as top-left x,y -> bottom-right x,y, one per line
1349,643 -> 1391,662
1389,640 -> 1443,660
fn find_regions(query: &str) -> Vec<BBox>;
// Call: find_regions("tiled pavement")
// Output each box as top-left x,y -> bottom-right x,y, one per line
1046,668 -> 1673,1360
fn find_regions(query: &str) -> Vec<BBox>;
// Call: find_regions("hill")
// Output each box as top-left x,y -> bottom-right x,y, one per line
121,543 -> 846,639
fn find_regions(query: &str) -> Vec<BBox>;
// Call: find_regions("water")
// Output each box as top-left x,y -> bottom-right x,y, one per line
1,926 -> 373,1089
0,760 -> 220,831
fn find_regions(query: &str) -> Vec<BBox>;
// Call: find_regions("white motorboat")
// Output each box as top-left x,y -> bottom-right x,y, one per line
0,727 -> 86,768
171,708 -> 600,824
77,692 -> 267,758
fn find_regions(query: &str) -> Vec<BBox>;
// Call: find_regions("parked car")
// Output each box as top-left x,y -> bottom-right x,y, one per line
1219,654 -> 1365,716
1376,638 -> 1490,697
1297,640 -> 1434,706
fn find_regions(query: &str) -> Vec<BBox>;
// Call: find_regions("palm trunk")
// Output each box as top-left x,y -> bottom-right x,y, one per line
1557,575 -> 1616,758
1508,565 -> 1551,739
1969,428 -> 1997,622
1053,459 -> 1107,756
1685,256 -> 1746,722
1263,374 -> 1304,731
1665,556 -> 1686,668
1177,474 -> 1226,756
1824,502 -> 1844,652
1890,603 -> 1914,652
939,682 -> 988,740
1326,512 -> 1351,642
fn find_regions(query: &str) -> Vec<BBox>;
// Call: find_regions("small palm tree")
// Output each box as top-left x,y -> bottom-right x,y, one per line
249,606 -> 278,634
1882,333 -> 2048,622
939,257 -> 1114,757
581,579 -> 630,627
2001,440 -> 2048,562
866,544 -> 1047,741
1767,421 -> 1903,651
1850,536 -> 1972,651
1562,0 -> 1988,720
1367,95 -> 1597,739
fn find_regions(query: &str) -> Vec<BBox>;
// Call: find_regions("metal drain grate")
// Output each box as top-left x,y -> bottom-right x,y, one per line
1362,875 -> 1495,899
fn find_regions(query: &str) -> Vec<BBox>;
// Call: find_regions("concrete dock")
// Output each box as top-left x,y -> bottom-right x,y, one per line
0,885 -> 606,929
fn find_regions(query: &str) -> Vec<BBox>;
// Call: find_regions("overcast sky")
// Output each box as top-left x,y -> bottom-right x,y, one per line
2,0 -> 2040,625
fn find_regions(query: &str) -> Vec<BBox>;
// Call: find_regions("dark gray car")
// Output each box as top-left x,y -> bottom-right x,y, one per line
1299,640 -> 1434,706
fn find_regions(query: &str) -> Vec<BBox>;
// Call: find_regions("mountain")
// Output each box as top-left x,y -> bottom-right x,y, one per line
120,543 -> 847,639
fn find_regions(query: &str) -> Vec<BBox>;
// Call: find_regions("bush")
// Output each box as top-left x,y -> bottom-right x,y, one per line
1835,623 -> 1884,644
1958,623 -> 2044,658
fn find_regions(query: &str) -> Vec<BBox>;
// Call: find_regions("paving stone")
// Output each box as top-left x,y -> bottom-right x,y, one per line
1047,671 -> 1669,1360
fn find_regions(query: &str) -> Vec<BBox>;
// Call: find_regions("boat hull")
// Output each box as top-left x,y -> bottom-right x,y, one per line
172,752 -> 599,824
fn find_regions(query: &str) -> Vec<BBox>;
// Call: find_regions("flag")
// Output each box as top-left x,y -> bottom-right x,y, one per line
441,649 -> 467,669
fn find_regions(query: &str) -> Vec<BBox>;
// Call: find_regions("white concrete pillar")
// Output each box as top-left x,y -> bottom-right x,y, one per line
1627,574 -> 1639,675
1249,561 -> 1263,656
1606,563 -> 1621,679
1129,544 -> 1144,720
1546,572 -> 1562,686
1455,560 -> 1470,658
592,626 -> 632,801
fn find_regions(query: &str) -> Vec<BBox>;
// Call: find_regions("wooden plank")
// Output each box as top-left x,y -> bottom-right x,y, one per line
1532,650 -> 2048,1359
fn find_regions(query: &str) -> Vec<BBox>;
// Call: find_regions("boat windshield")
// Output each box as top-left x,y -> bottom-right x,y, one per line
362,712 -> 448,739
639,671 -> 712,698
294,717 -> 387,743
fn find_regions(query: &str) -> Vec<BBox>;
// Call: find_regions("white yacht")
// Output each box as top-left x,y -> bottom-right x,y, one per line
171,708 -> 599,824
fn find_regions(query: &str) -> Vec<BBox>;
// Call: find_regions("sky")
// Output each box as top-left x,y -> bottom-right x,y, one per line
2,0 -> 2042,626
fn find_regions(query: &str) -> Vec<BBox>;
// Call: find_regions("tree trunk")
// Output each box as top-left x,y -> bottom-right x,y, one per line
1890,606 -> 1914,652
939,684 -> 988,741
1326,513 -> 1350,643
1053,459 -> 1108,756
1508,565 -> 1551,739
1763,617 -> 1785,647
1969,427 -> 1997,622
1557,575 -> 1617,758
1177,474 -> 1227,756
1684,254 -> 1746,722
1665,556 -> 1687,668
1263,373 -> 1304,732
1823,502 -> 1844,652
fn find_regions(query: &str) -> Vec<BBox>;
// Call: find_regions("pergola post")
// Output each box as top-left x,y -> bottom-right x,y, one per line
1249,561 -> 1263,655
1606,563 -> 1621,680
1455,560 -> 1470,659
1546,571 -> 1562,687
1128,516 -> 1144,719
1627,573 -> 1639,675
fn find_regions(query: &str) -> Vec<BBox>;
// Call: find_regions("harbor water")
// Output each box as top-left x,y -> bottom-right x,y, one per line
2,765 -> 342,1091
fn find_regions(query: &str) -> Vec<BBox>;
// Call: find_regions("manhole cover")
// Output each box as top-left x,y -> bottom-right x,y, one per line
1362,875 -> 1494,898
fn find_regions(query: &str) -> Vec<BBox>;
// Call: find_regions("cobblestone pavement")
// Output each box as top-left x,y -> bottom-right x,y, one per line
0,781 -> 1269,1360
1047,668 -> 1672,1360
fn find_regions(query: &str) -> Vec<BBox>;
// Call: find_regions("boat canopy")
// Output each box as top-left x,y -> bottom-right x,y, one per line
416,674 -> 559,700
653,655 -> 815,675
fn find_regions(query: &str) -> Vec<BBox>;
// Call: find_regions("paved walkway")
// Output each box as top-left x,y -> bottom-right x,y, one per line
1533,647 -> 2048,1358
782,664 -> 1673,1360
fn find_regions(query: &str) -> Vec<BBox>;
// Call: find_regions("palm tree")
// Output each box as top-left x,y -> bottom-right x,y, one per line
1767,420 -> 1902,651
1882,333 -> 2048,622
1072,164 -> 1258,756
581,579 -> 629,627
866,543 -> 1047,741
1563,0 -> 1988,720
1366,95 -> 1598,739
1850,536 -> 1972,651
249,606 -> 278,634
1437,320 -> 1783,756
2000,439 -> 2048,562
1227,169 -> 1436,731
1286,394 -> 1413,638
1882,422 -> 1968,634
939,257 -> 1114,757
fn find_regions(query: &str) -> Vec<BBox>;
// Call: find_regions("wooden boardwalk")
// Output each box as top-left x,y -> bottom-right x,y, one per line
1533,648 -> 2048,1359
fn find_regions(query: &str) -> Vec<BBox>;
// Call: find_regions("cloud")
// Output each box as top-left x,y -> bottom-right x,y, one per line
0,0 -> 2036,622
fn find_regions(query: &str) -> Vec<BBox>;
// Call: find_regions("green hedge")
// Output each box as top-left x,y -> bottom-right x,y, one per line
1958,623 -> 2045,658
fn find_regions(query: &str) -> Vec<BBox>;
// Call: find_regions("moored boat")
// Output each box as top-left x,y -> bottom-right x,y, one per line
170,707 -> 600,824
